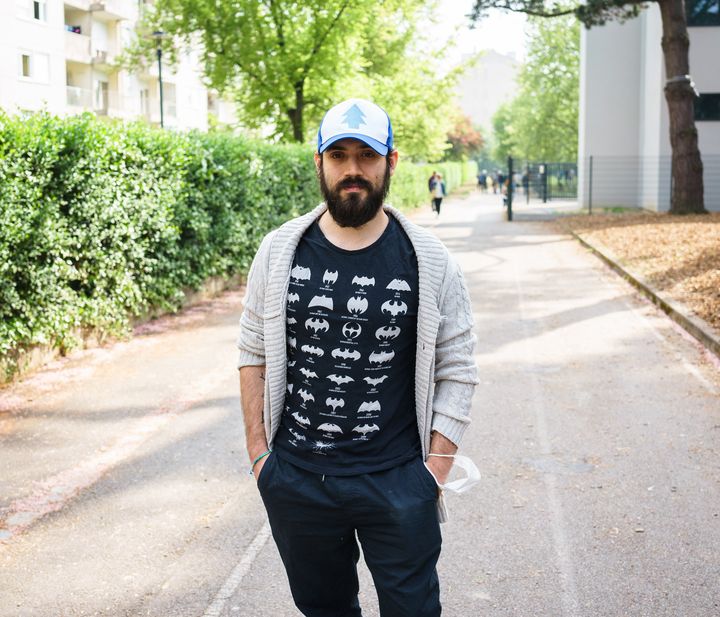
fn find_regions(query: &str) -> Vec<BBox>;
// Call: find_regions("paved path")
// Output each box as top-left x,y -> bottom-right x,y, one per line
1,191 -> 719,616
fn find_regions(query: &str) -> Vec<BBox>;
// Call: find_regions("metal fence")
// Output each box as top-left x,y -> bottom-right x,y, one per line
505,154 -> 720,220
579,155 -> 720,214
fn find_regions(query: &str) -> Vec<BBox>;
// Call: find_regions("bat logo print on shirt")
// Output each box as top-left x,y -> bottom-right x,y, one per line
387,279 -> 411,291
287,383 -> 294,394
289,428 -> 306,441
299,367 -> 318,379
298,389 -> 314,403
358,401 -> 381,413
305,318 -> 330,333
347,296 -> 369,314
292,412 -> 310,426
288,292 -> 300,304
288,336 -> 297,349
364,375 -> 388,387
342,322 -> 362,339
326,397 -> 345,411
369,350 -> 395,365
291,265 -> 311,281
327,374 -> 354,385
323,270 -> 338,285
332,348 -> 361,361
287,317 -> 297,326
309,295 -> 334,311
352,275 -> 375,287
317,423 -> 343,434
313,440 -> 334,454
375,326 -> 401,340
301,345 -> 324,357
353,423 -> 380,435
381,300 -> 407,316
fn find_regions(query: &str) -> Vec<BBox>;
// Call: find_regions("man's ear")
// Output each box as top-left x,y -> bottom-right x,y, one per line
388,149 -> 399,176
314,152 -> 322,172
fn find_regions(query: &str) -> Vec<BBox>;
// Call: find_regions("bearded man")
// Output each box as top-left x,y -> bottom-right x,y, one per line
237,98 -> 478,617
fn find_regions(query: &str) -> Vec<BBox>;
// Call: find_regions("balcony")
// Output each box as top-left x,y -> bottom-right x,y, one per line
91,48 -> 116,70
89,0 -> 133,21
65,30 -> 91,64
66,86 -> 92,109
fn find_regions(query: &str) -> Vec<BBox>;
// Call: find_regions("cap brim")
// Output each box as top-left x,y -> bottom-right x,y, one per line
319,133 -> 389,156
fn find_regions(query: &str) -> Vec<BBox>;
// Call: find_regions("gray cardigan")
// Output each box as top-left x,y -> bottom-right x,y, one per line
237,204 -> 479,460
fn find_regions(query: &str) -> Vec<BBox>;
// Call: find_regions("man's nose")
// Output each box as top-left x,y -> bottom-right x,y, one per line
343,155 -> 363,176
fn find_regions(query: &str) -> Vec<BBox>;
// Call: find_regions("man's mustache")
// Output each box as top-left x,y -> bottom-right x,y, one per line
338,177 -> 373,191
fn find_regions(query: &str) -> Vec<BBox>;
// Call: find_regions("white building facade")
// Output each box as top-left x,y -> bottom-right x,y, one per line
578,1 -> 720,211
456,50 -> 520,132
0,0 -> 236,130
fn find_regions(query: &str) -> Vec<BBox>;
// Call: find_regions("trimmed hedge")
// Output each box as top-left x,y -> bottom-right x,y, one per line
0,112 -> 318,367
389,159 -> 478,210
0,111 -> 475,373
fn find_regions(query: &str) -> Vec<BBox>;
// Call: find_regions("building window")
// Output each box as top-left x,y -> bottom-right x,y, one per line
33,0 -> 47,21
18,51 -> 49,82
695,93 -> 720,121
21,54 -> 31,77
687,0 -> 720,26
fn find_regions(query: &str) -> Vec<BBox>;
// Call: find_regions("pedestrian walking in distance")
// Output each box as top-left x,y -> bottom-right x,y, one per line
430,172 -> 446,216
237,98 -> 478,617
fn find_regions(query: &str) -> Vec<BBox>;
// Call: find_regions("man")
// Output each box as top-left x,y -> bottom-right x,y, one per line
237,98 -> 478,617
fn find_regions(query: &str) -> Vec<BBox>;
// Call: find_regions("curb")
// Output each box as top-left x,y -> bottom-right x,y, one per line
572,232 -> 720,361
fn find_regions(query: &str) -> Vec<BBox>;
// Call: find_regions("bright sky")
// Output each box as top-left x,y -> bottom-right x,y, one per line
435,0 -> 528,65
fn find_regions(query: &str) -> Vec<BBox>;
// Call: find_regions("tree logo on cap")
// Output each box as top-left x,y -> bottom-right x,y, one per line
342,104 -> 366,129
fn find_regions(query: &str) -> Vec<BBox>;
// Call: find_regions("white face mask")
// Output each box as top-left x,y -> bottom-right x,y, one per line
426,454 -> 481,494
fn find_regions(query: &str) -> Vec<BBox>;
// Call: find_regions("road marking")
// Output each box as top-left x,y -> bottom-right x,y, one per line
202,521 -> 272,617
0,370 -> 231,545
512,257 -> 580,617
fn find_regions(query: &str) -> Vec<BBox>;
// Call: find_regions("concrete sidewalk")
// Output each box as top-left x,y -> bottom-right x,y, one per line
1,190 -> 719,616
427,191 -> 720,616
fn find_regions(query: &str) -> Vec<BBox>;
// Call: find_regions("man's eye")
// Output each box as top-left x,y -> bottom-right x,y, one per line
362,151 -> 377,159
329,152 -> 344,159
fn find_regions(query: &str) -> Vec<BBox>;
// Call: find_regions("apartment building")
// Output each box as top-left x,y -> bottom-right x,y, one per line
0,0 -> 236,130
578,0 -> 720,211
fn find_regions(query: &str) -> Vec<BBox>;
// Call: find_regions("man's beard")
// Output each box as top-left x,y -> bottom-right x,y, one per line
319,160 -> 392,228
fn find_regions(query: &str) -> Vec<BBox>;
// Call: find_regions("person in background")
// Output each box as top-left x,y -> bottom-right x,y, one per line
431,173 -> 446,216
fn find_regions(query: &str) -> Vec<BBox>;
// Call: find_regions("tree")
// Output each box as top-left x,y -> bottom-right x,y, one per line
490,15 -> 579,162
471,0 -> 706,214
124,0 -> 456,158
133,0 -> 365,143
445,114 -> 485,161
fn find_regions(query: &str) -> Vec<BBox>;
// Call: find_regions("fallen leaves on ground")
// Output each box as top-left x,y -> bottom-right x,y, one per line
551,212 -> 720,331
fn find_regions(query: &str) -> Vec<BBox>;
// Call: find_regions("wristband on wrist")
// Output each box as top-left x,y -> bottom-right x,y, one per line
249,449 -> 272,475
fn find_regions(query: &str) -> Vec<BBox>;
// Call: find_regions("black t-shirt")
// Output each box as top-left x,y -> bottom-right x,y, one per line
273,216 -> 421,475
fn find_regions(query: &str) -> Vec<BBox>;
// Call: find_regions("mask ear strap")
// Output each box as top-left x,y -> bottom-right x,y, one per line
427,454 -> 481,494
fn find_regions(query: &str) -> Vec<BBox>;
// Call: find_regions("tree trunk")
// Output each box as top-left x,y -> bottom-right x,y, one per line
658,0 -> 706,214
287,81 -> 305,143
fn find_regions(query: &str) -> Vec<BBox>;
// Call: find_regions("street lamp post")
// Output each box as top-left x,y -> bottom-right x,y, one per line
152,30 -> 165,128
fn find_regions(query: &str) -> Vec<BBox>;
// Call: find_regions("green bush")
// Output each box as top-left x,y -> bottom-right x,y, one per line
0,110 -> 474,371
0,112 -> 319,366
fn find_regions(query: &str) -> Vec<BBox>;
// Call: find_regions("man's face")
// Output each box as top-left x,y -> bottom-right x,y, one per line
315,138 -> 398,228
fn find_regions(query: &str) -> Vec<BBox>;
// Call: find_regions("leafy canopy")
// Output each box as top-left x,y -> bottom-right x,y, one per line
491,15 -> 579,162
124,0 -> 463,161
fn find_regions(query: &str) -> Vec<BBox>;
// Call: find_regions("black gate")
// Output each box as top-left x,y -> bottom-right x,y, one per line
514,161 -> 578,202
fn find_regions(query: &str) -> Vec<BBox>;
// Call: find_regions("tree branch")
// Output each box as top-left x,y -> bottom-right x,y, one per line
302,0 -> 352,74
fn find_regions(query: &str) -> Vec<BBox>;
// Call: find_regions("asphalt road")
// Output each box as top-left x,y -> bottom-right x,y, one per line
1,192 -> 719,617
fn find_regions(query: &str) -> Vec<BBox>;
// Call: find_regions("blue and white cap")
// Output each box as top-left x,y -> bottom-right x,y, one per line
317,98 -> 393,156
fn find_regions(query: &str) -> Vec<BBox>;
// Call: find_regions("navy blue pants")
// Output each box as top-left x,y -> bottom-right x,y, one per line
257,453 -> 442,617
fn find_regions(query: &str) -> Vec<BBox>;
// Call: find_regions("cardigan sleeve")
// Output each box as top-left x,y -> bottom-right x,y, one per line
430,255 -> 479,446
237,232 -> 275,368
